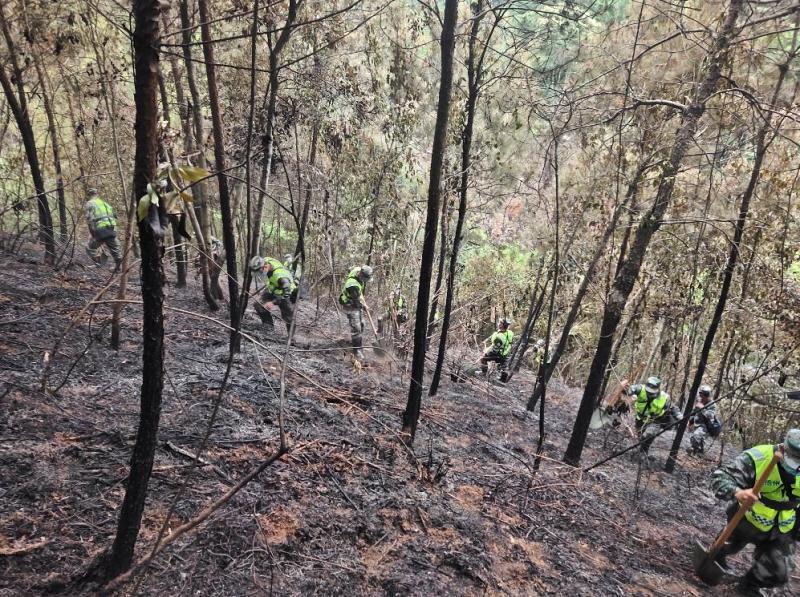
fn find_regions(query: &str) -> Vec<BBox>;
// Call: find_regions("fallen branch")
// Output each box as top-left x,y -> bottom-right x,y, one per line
164,441 -> 233,485
104,446 -> 289,591
0,538 -> 51,556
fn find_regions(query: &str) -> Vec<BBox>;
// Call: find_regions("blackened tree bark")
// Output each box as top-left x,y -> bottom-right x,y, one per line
32,56 -> 67,243
104,0 -> 163,579
665,54 -> 793,472
563,0 -> 743,466
0,4 -> 55,263
429,0 -> 486,396
178,0 -> 218,310
198,0 -> 240,348
426,190 -> 450,346
401,0 -> 458,439
158,71 -> 188,288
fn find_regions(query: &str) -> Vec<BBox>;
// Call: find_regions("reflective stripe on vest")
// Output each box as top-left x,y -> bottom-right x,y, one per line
89,198 -> 116,229
340,268 -> 364,305
635,388 -> 668,423
490,330 -> 514,357
744,444 -> 800,533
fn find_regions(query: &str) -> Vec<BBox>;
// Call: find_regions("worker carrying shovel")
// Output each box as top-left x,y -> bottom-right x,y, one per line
707,429 -> 800,596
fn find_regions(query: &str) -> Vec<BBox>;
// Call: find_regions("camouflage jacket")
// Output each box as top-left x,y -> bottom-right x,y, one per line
711,448 -> 760,501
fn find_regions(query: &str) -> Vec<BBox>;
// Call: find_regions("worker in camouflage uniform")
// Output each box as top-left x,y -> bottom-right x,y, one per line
688,384 -> 722,455
249,256 -> 297,331
480,318 -> 513,383
339,265 -> 373,359
621,376 -> 682,457
709,429 -> 800,596
84,188 -> 122,268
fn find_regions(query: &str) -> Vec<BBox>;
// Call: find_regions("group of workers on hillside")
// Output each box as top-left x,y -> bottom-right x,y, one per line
84,189 -> 796,596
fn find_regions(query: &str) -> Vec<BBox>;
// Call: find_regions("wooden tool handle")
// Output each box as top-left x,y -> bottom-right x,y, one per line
361,299 -> 379,338
708,450 -> 782,554
605,363 -> 645,409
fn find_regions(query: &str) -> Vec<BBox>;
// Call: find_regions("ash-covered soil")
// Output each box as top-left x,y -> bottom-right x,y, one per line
0,249 -> 795,596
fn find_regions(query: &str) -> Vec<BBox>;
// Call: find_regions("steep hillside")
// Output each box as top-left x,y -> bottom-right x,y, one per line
0,253 -> 794,596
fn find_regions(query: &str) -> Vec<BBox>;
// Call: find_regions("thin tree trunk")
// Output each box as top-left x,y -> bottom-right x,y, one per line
0,4 -> 55,263
564,0 -> 743,465
89,27 -> 135,350
242,0 -> 299,324
198,0 -> 240,348
293,122 -> 318,270
429,0 -> 484,396
401,0 -> 459,440
179,0 -> 217,310
104,0 -> 163,579
532,132 -> 561,471
158,70 -> 187,288
32,56 -> 67,242
527,162 -> 647,403
665,52 -> 792,472
426,189 -> 450,345
506,257 -> 547,377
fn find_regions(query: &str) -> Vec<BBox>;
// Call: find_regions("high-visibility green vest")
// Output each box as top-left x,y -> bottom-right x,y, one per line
635,388 -> 668,423
87,198 -> 117,230
340,267 -> 364,306
490,330 -> 514,357
744,444 -> 800,533
266,264 -> 296,298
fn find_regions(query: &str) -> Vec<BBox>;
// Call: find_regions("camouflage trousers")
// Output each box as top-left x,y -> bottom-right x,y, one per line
254,294 -> 294,330
342,305 -> 364,352
717,501 -> 796,589
86,234 -> 122,266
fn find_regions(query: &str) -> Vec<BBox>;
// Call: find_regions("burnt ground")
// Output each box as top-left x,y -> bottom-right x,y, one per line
0,248 -> 797,596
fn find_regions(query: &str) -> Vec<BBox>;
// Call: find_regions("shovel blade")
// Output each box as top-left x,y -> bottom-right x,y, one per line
589,408 -> 612,430
692,539 -> 727,586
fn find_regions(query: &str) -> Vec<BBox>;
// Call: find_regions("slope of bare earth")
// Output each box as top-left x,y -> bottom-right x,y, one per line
0,249 -> 796,596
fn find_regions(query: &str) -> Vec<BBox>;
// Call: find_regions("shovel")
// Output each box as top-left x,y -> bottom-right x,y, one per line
360,300 -> 386,356
692,449 -> 782,585
589,363 -> 644,430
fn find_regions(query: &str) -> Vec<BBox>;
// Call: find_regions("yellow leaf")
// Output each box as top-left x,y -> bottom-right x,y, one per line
178,166 -> 210,182
179,190 -> 194,203
137,194 -> 150,221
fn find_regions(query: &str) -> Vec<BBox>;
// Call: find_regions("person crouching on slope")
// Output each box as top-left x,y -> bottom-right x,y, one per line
710,429 -> 800,596
249,256 -> 297,332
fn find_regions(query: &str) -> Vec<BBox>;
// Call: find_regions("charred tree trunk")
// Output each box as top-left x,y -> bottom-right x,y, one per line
665,54 -> 792,472
104,0 -> 163,579
0,4 -> 55,263
32,56 -> 67,243
198,0 -> 240,348
158,71 -> 187,288
506,257 -> 547,376
179,0 -> 218,310
426,190 -> 450,346
401,0 -> 458,440
564,0 -> 743,465
429,1 -> 484,396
